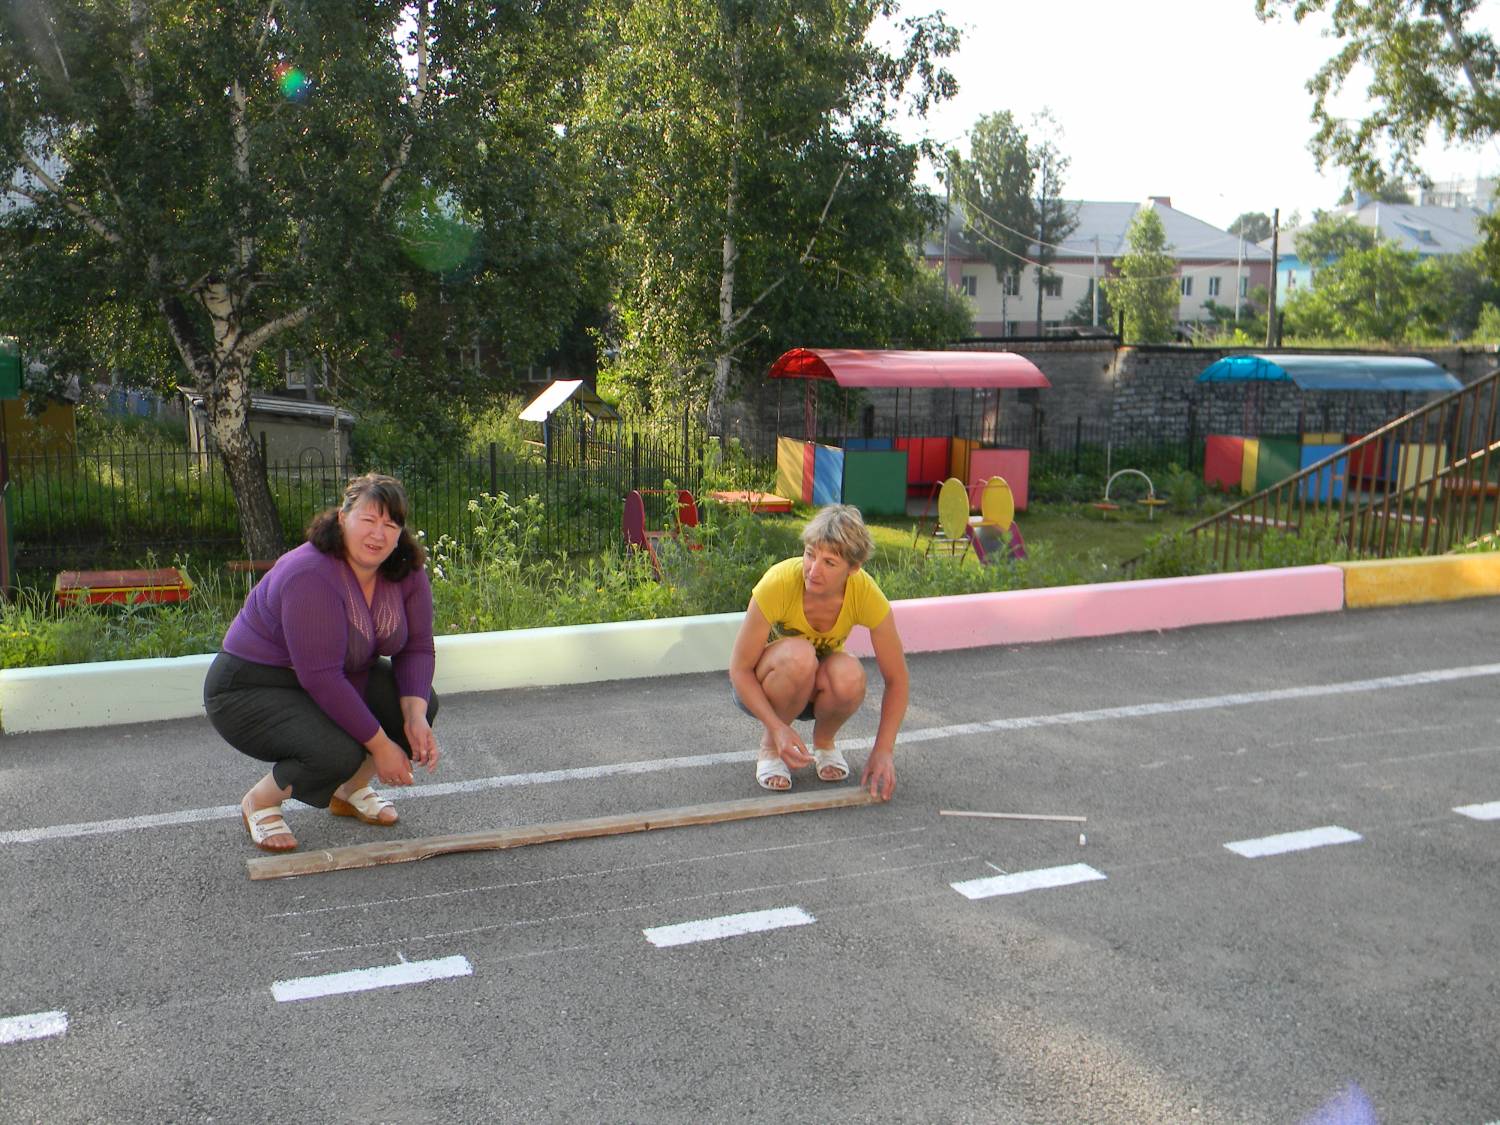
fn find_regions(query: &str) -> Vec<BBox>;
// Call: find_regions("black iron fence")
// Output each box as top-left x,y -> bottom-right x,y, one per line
4,412 -> 705,571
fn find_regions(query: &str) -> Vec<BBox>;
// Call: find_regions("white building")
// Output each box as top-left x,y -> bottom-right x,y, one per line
925,197 -> 1273,337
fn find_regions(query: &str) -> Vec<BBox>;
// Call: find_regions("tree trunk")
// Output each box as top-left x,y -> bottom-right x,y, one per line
708,46 -> 744,435
160,290 -> 288,561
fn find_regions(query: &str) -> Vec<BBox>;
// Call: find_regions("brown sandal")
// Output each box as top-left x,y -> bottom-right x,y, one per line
329,785 -> 397,826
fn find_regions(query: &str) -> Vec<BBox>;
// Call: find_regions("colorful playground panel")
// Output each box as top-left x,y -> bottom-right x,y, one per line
949,437 -> 977,483
775,436 -> 807,503
55,567 -> 193,606
1203,435 -> 1245,492
1396,441 -> 1447,496
1239,439 -> 1260,494
841,450 -> 907,517
1253,436 -> 1301,492
812,443 -> 844,506
967,447 -> 1030,510
1298,443 -> 1349,502
894,437 -> 952,495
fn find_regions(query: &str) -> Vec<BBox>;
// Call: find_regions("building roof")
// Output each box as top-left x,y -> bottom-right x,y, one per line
518,379 -> 619,422
1273,202 -> 1485,261
179,388 -> 356,425
924,199 -> 1270,265
768,348 -> 1050,389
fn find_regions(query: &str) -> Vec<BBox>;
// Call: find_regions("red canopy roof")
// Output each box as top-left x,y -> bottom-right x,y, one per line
768,348 -> 1050,390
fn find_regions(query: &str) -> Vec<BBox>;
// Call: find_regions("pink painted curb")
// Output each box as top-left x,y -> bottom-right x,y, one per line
845,566 -> 1348,656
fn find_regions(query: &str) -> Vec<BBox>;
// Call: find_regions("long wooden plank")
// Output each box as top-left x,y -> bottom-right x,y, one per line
247,787 -> 881,881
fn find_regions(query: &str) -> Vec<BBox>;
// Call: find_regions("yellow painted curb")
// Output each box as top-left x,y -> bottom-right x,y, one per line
1336,553 -> 1500,608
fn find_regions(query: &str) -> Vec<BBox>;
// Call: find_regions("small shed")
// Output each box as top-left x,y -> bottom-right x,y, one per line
767,348 -> 1051,515
1195,353 -> 1463,497
180,389 -> 355,468
518,379 -> 620,423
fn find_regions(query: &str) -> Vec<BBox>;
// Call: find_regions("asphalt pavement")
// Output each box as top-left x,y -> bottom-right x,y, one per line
1,598 -> 1498,1124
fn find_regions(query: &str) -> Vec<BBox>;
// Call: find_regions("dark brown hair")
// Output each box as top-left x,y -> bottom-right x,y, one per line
306,473 -> 427,580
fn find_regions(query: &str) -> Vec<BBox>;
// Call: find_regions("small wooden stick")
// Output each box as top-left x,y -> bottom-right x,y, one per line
248,787 -> 880,881
939,809 -> 1087,824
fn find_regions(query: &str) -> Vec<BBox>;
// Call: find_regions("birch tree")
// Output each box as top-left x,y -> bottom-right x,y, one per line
0,0 -> 594,558
589,0 -> 960,427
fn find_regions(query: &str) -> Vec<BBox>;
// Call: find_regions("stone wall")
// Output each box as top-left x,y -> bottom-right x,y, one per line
719,342 -> 1500,455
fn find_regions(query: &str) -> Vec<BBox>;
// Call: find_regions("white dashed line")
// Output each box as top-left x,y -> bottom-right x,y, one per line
271,954 -> 472,1002
1453,801 -> 1500,821
951,863 -> 1106,901
1224,826 -> 1362,858
0,1010 -> 68,1045
643,906 -> 814,948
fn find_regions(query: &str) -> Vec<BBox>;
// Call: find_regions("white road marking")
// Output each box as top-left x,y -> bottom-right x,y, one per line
0,1010 -> 67,1045
1454,801 -> 1500,821
271,954 -> 472,1002
292,854 -> 974,959
643,906 -> 814,948
1224,826 -> 1363,858
8,661 -> 1500,847
951,862 -> 1106,900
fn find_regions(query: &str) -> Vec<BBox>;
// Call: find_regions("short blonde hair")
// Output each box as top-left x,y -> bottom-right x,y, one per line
801,504 -> 874,567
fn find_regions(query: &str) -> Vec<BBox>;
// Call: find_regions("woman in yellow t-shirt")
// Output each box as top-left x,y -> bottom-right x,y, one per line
729,504 -> 909,798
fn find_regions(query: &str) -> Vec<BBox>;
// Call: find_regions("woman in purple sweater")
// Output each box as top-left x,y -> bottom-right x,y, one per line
204,473 -> 440,853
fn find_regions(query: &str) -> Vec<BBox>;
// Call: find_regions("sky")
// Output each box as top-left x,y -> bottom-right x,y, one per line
887,0 -> 1500,232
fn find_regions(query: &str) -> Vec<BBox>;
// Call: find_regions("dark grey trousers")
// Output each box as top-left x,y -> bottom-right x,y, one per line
203,651 -> 439,808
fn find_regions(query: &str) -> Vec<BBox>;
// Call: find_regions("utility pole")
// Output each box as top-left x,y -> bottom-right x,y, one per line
1265,207 -> 1279,348
1234,235 -> 1244,324
942,170 -> 951,294
1091,235 -> 1100,327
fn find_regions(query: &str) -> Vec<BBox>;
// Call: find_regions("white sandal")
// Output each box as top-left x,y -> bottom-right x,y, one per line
811,746 -> 849,782
242,805 -> 296,852
755,754 -> 792,792
329,785 -> 397,826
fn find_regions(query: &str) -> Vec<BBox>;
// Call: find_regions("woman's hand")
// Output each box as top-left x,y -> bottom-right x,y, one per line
371,740 -> 415,786
771,722 -> 813,770
404,713 -> 440,772
860,747 -> 896,801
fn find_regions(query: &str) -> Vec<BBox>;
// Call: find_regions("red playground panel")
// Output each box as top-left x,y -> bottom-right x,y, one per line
894,437 -> 951,495
55,567 -> 193,606
1203,435 -> 1246,491
967,448 -> 1031,511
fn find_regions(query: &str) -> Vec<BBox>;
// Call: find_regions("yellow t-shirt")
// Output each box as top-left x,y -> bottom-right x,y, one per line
751,557 -> 891,658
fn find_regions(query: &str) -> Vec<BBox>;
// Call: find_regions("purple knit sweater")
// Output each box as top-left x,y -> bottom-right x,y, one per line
221,541 -> 436,743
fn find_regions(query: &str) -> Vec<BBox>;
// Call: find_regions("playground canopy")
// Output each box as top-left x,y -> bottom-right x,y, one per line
518,379 -> 620,422
1195,353 -> 1462,393
768,348 -> 1050,390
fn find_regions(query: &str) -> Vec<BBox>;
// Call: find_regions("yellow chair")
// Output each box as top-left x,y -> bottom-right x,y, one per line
923,477 -> 973,561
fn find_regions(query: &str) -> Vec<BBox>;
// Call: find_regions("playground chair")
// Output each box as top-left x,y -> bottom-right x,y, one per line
621,490 -> 664,579
968,476 -> 1026,564
919,477 -> 973,561
637,488 -> 703,549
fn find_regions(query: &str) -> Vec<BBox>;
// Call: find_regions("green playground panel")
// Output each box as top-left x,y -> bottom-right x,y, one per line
1254,436 -> 1302,491
0,342 -> 20,400
842,450 -> 908,517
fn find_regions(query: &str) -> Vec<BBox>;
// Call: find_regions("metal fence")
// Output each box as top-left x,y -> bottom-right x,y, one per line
4,412 -> 705,571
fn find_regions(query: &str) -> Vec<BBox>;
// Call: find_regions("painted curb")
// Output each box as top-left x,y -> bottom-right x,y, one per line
0,565 -> 1353,736
1337,552 -> 1500,608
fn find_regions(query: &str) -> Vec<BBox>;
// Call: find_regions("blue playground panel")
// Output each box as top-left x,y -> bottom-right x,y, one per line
812,444 -> 844,506
1298,443 -> 1348,501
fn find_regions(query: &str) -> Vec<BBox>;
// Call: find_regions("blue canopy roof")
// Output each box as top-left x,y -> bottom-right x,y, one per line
1196,354 -> 1462,393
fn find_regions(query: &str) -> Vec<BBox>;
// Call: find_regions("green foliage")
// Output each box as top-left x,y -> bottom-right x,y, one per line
1131,530 -> 1218,580
950,111 -> 1034,289
587,0 -> 962,418
1292,212 -> 1379,265
1105,209 -> 1178,344
1228,212 -> 1272,244
1470,302 -> 1500,343
1257,0 -> 1500,190
1281,243 -> 1450,343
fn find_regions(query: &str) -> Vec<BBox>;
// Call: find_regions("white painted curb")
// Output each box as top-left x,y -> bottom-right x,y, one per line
0,613 -> 744,735
0,565 -> 1357,735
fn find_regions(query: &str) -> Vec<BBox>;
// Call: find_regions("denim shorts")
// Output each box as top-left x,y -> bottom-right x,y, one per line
732,683 -> 815,723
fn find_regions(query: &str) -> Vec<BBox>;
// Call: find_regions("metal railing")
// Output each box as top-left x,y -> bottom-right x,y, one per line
1135,368 -> 1500,570
3,412 -> 705,571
